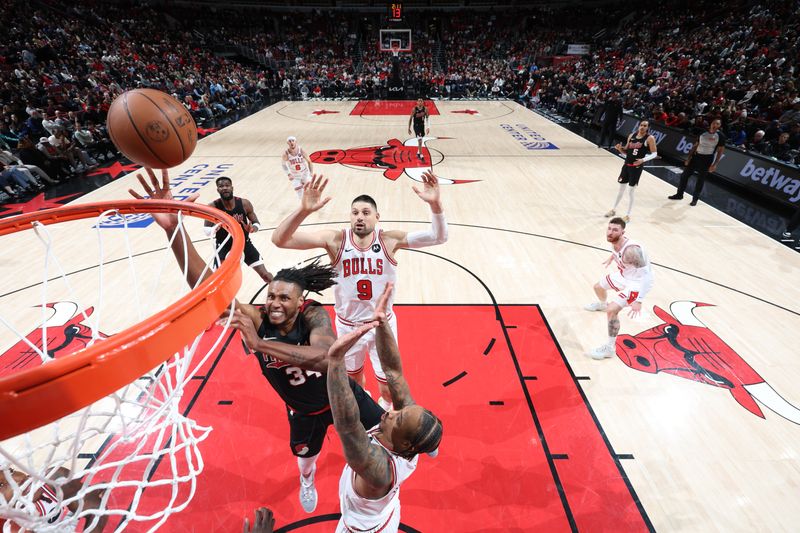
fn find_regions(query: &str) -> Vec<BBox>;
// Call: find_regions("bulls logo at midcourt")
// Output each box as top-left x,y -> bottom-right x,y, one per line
0,302 -> 108,377
616,301 -> 800,424
310,136 -> 478,185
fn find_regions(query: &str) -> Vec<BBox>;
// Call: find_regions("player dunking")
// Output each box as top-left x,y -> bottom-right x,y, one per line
204,177 -> 273,283
282,136 -> 314,199
604,120 -> 658,222
407,98 -> 429,159
130,169 -> 387,515
584,217 -> 654,360
272,172 -> 448,410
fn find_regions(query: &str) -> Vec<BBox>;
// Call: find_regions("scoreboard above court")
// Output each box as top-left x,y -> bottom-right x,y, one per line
388,3 -> 403,23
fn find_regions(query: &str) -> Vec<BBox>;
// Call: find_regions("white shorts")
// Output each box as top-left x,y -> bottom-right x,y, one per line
335,508 -> 400,533
598,272 -> 637,308
289,172 -> 311,198
335,313 -> 398,383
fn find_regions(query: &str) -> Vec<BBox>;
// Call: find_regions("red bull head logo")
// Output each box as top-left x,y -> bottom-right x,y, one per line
617,301 -> 800,423
0,302 -> 107,378
310,137 -> 478,184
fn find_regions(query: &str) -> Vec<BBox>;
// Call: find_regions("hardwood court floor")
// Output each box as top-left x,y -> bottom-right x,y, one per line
2,100 -> 799,532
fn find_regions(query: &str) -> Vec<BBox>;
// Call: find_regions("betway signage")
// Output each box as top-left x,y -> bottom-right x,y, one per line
615,114 -> 800,207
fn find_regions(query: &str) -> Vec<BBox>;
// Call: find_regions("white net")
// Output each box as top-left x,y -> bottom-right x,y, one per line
0,207 -> 239,532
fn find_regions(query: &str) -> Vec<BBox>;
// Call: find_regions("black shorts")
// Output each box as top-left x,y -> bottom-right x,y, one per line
618,164 -> 644,186
287,379 -> 385,457
215,238 -> 263,267
413,123 -> 426,138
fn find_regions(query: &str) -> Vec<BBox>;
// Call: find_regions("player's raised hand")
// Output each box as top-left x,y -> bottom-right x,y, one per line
369,283 -> 394,325
411,170 -> 441,204
128,168 -> 199,232
243,507 -> 275,533
328,321 -> 377,361
301,174 -> 331,213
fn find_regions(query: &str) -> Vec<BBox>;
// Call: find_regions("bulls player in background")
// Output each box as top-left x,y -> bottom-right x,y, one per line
407,98 -> 429,159
0,467 -> 107,531
282,135 -> 314,199
584,217 -> 654,360
204,176 -> 273,283
130,169 -> 386,515
604,120 -> 658,222
272,171 -> 448,410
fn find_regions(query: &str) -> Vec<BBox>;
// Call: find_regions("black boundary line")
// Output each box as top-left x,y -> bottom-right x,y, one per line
523,376 -> 538,381
552,454 -> 569,460
617,454 -> 636,460
575,376 -> 591,381
442,371 -> 467,387
4,219 -> 796,319
535,306 -> 655,532
122,92 -> 170,168
217,400 -> 233,405
482,338 -> 496,355
505,325 -> 517,329
488,401 -> 505,406
138,91 -> 187,161
407,248 -> 578,530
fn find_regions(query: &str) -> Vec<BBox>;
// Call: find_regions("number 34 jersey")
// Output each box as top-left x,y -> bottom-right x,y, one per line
332,229 -> 397,324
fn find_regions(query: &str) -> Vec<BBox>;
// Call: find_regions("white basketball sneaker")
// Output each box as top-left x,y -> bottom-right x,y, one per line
299,469 -> 318,513
584,301 -> 608,312
587,344 -> 616,360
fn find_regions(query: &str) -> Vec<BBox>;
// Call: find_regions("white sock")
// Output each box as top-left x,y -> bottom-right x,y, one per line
627,186 -> 636,215
298,454 -> 318,479
612,183 -> 626,209
607,336 -> 617,349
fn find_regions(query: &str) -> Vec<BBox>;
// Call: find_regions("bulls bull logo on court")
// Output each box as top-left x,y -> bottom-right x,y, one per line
616,301 -> 800,424
0,302 -> 108,376
310,136 -> 478,184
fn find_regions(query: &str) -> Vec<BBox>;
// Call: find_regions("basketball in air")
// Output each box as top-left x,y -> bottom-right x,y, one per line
106,89 -> 197,169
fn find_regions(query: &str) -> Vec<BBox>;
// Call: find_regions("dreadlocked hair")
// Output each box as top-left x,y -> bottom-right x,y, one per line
401,408 -> 443,460
273,259 -> 338,295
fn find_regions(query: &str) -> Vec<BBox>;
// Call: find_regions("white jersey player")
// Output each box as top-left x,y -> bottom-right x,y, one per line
584,217 -> 654,360
282,136 -> 313,199
272,171 -> 448,409
336,426 -> 417,533
326,284 -> 442,533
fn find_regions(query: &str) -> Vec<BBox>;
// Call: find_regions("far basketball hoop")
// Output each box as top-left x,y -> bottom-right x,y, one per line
379,29 -> 412,54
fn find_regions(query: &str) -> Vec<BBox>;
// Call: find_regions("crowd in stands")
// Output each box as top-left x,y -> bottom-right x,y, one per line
2,0 -> 798,204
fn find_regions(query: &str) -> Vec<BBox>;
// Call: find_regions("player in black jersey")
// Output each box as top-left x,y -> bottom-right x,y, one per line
204,176 -> 273,283
129,169 -> 385,515
604,120 -> 658,222
407,98 -> 429,159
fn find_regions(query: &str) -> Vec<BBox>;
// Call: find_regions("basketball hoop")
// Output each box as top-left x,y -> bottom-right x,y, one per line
0,200 -> 243,531
390,44 -> 401,58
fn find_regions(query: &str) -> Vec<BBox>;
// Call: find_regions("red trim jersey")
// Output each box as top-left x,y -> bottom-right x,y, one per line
337,425 -> 417,532
285,146 -> 310,179
332,229 -> 397,323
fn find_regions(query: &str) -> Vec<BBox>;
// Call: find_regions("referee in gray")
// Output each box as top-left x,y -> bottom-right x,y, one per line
669,118 -> 726,206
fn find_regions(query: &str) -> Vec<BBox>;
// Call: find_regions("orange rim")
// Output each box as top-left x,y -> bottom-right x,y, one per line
0,200 -> 243,441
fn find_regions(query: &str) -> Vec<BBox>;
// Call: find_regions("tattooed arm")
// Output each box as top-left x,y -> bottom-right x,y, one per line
374,284 -> 415,410
327,323 -> 395,496
227,304 -> 336,373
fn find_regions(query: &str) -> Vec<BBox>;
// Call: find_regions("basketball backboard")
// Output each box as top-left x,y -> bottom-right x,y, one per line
379,29 -> 412,52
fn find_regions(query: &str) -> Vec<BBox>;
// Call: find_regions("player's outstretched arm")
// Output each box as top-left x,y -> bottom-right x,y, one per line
390,171 -> 448,251
227,304 -> 335,372
129,168 -> 209,290
271,174 -> 336,250
373,284 -> 415,409
327,322 -> 394,493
